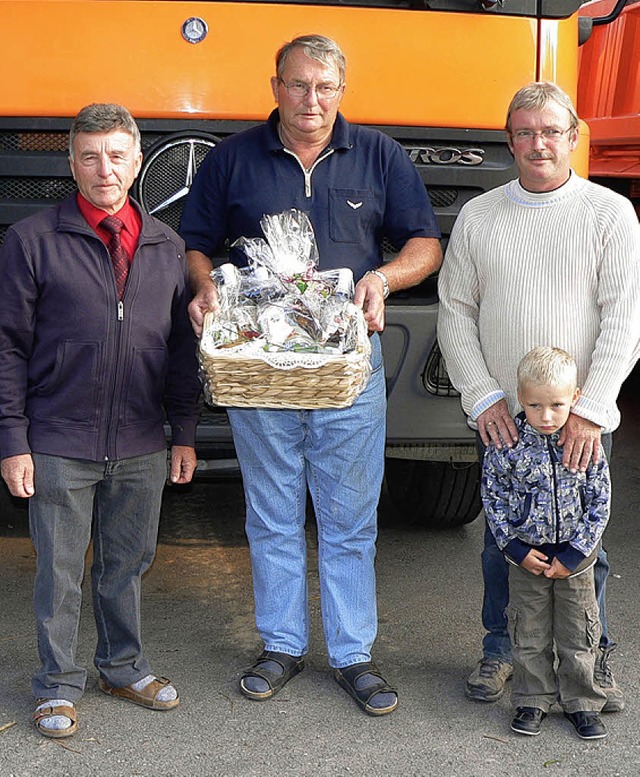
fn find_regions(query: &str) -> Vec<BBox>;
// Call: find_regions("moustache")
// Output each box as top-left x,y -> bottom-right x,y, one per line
527,152 -> 553,161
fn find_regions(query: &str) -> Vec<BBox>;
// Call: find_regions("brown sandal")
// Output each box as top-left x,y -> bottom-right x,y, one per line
33,699 -> 78,738
99,676 -> 180,710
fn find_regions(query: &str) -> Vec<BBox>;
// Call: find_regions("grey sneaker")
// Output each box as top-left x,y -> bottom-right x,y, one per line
465,657 -> 513,702
595,644 -> 625,713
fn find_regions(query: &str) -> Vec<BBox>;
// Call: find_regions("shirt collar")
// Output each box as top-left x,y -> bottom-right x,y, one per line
76,193 -> 137,235
266,109 -> 352,153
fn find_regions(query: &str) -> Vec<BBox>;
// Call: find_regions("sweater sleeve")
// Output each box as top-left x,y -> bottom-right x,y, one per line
437,208 -> 505,419
572,196 -> 640,429
163,243 -> 201,448
180,147 -> 230,258
0,228 -> 35,458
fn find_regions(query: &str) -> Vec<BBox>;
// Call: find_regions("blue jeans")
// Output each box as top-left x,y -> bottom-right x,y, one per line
29,451 -> 167,701
479,433 -> 613,662
228,334 -> 385,669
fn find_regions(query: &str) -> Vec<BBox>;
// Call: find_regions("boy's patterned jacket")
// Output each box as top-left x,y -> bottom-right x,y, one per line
481,413 -> 610,572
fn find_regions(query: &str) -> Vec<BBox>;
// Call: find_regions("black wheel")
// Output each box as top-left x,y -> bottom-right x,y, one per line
384,458 -> 481,529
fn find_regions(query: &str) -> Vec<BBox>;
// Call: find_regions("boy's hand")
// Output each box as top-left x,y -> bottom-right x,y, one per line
543,557 -> 572,579
521,549 -> 551,575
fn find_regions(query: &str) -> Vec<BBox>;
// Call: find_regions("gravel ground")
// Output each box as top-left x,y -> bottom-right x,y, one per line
0,389 -> 638,777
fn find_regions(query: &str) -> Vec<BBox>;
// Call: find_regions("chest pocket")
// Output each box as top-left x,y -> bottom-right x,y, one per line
329,189 -> 375,244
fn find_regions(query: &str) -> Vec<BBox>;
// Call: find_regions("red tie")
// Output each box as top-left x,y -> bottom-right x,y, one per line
100,215 -> 130,300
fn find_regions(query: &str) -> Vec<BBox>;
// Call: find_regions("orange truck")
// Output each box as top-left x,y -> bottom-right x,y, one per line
578,0 -> 640,215
0,0 -> 625,527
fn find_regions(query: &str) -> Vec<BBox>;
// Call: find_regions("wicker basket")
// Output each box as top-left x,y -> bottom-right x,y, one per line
198,306 -> 372,409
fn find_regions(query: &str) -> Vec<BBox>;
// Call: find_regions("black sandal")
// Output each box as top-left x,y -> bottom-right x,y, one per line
334,661 -> 398,716
240,650 -> 304,700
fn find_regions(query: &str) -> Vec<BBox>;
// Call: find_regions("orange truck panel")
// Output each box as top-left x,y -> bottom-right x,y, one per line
1,1 -> 577,131
578,0 -> 640,178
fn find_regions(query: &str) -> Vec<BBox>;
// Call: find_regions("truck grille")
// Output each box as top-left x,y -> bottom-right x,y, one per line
0,178 -> 77,201
0,131 -> 68,152
422,342 -> 460,397
0,122 -> 516,246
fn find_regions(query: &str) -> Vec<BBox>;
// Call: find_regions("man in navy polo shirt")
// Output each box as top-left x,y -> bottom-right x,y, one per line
181,34 -> 441,715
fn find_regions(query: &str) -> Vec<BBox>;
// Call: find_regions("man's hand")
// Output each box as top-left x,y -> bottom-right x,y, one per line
188,284 -> 219,338
477,399 -> 518,450
1,453 -> 35,498
354,273 -> 386,333
186,249 -> 219,337
521,548 -> 551,575
558,412 -> 602,472
169,445 -> 197,485
544,557 -> 572,580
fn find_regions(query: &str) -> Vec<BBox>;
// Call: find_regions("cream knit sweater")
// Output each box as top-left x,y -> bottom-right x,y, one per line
438,172 -> 640,432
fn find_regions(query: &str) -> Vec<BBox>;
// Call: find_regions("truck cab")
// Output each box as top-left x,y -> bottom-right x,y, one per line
0,0 -> 600,526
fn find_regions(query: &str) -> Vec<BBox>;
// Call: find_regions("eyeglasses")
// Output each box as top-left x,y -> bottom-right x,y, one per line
278,79 -> 343,100
510,127 -> 574,144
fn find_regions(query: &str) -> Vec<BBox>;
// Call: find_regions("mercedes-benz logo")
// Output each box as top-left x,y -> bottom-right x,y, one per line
137,136 -> 217,232
181,17 -> 208,44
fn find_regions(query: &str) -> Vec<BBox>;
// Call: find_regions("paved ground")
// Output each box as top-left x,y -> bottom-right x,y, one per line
0,388 -> 638,777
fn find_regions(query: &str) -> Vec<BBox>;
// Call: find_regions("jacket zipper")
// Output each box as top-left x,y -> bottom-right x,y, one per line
548,437 -> 560,544
282,147 -> 335,197
104,250 -> 130,459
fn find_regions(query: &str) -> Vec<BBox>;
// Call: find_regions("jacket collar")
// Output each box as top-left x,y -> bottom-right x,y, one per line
57,194 -> 167,243
266,109 -> 353,154
516,411 -> 562,445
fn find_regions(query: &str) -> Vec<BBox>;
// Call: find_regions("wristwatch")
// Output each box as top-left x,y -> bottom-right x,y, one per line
365,269 -> 390,299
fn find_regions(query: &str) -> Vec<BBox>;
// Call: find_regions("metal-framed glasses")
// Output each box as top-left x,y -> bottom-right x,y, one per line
510,127 -> 574,144
278,79 -> 343,100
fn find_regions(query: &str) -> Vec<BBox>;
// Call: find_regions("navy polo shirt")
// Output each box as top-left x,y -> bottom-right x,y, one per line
180,110 -> 440,281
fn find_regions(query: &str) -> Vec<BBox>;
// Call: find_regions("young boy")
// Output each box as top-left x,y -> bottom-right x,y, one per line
481,347 -> 610,740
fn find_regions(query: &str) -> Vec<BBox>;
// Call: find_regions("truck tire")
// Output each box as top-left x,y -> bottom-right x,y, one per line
384,458 -> 481,529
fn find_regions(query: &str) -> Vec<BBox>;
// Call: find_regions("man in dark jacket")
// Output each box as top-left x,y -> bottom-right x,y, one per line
0,103 -> 200,738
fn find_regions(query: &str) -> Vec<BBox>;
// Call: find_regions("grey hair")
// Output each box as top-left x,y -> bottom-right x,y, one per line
517,346 -> 578,391
275,34 -> 346,84
506,81 -> 579,132
69,103 -> 141,158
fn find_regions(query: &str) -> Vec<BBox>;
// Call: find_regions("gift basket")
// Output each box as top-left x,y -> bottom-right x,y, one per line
198,209 -> 372,409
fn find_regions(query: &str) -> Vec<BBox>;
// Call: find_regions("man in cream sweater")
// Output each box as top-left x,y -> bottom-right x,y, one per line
438,81 -> 640,712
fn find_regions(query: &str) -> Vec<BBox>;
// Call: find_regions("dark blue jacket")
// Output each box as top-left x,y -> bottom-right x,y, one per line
0,195 -> 199,462
481,414 -> 610,572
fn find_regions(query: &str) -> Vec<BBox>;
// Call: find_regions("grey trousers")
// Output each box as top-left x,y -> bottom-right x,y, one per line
508,562 -> 607,714
29,451 -> 167,701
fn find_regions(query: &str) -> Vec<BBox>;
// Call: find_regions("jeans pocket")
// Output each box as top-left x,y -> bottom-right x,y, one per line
369,332 -> 383,373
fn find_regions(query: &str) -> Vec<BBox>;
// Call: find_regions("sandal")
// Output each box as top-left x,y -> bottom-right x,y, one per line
334,661 -> 398,716
33,699 -> 78,738
98,676 -> 180,710
240,650 -> 304,700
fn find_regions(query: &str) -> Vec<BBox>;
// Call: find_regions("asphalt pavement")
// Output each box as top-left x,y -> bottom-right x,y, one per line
0,388 -> 638,777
